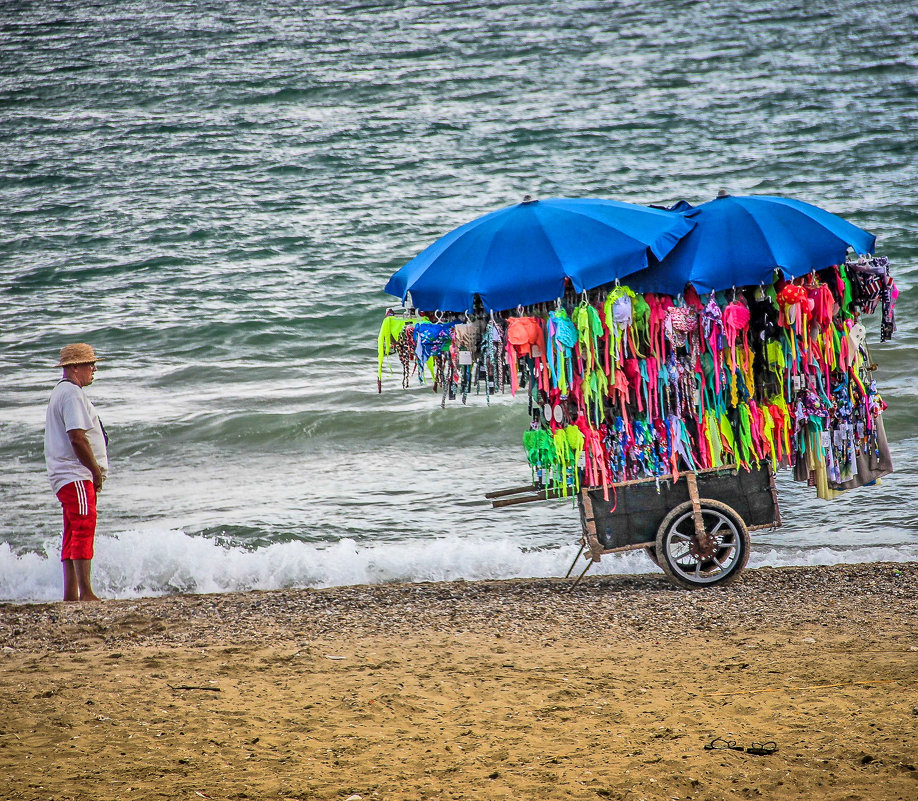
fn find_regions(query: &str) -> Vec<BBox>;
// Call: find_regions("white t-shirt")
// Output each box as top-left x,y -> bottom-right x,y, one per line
44,380 -> 109,494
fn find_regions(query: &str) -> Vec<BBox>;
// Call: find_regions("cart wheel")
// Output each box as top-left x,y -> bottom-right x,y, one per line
655,499 -> 750,589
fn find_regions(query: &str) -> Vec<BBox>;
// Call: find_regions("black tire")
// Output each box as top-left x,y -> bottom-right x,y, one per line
654,499 -> 750,589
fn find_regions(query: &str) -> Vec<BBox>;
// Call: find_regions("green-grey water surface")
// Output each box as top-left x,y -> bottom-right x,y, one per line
1,0 -> 916,600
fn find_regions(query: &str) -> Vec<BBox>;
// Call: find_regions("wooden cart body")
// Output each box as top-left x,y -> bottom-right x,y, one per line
490,464 -> 781,589
579,464 -> 780,556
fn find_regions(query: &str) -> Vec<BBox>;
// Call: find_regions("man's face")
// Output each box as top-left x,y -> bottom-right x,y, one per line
71,362 -> 97,386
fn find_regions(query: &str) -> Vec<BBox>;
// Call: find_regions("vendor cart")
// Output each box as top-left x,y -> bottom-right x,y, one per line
382,194 -> 889,592
488,465 -> 781,589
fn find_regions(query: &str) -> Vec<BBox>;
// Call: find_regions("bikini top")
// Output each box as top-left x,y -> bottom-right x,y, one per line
666,305 -> 698,349
722,300 -> 751,348
701,297 -> 724,358
453,321 -> 485,359
378,314 -> 428,378
413,322 -> 457,362
602,286 -> 639,345
572,302 -> 604,370
631,293 -> 651,344
506,316 -> 545,356
548,309 -> 578,348
777,283 -> 813,328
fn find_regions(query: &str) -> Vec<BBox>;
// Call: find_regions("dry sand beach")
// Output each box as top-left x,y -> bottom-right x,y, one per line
1,562 -> 916,801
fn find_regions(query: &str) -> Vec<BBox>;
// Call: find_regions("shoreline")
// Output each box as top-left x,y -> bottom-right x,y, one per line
1,561 -> 915,652
2,562 -> 916,801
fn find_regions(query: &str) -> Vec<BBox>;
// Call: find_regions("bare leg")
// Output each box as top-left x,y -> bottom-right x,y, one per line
62,560 -> 79,602
73,559 -> 100,601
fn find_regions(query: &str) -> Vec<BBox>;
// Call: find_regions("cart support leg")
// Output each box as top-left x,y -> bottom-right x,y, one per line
568,557 -> 595,591
565,542 -> 586,578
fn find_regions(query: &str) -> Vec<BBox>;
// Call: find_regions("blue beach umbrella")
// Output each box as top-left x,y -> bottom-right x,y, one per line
627,194 -> 877,296
385,197 -> 696,313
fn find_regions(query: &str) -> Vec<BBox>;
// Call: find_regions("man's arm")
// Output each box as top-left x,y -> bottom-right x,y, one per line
67,429 -> 104,491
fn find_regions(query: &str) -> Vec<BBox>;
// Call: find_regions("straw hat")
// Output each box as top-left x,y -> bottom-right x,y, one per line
56,343 -> 103,367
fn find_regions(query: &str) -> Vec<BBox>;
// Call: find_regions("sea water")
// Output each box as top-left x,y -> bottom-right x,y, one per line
2,0 -> 916,602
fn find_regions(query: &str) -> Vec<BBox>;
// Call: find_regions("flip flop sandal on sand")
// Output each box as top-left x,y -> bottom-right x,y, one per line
704,737 -> 745,752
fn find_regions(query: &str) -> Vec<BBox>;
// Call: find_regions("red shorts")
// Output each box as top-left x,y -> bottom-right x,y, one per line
56,480 -> 97,561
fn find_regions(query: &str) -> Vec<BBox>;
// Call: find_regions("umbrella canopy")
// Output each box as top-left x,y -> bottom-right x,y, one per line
627,194 -> 877,296
385,197 -> 695,312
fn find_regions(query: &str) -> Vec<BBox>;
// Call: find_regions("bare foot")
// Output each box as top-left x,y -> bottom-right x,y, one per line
79,593 -> 102,602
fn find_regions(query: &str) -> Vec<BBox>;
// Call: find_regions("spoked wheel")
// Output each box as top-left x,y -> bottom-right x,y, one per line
655,499 -> 750,589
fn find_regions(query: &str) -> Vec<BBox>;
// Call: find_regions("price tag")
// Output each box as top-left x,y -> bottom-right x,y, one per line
531,345 -> 542,358
820,430 -> 831,448
458,350 -> 472,365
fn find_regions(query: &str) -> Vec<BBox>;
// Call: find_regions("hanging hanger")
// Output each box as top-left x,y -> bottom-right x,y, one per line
387,306 -> 417,318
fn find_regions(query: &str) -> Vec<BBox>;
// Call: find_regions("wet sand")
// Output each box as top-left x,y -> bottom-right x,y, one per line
1,562 -> 916,801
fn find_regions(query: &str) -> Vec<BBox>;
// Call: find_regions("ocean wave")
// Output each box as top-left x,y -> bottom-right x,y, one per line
109,399 -> 530,451
2,529 -> 915,604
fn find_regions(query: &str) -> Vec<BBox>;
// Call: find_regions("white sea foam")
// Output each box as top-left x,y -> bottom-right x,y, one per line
1,528 -> 916,603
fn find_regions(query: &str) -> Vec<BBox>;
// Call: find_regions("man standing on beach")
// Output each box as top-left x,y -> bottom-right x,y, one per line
44,343 -> 109,602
